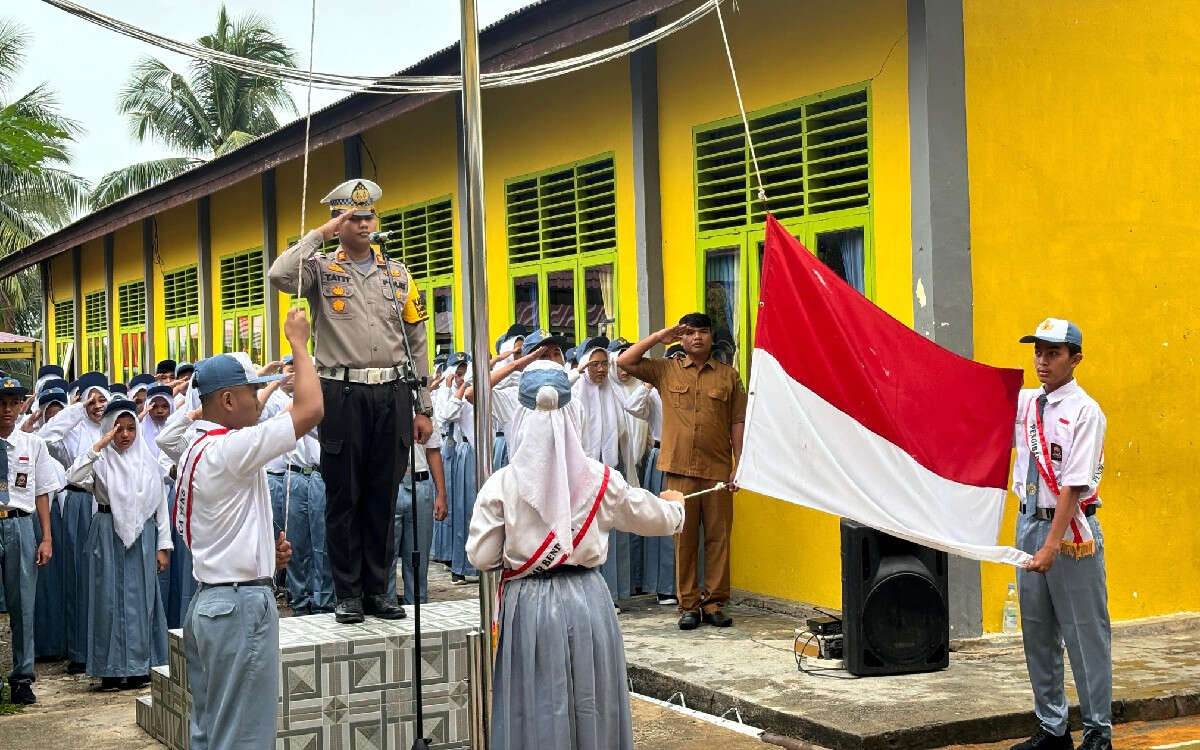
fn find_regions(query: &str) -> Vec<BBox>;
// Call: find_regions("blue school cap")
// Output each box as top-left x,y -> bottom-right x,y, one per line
39,377 -> 69,395
518,365 -> 572,410
38,387 -> 67,407
521,329 -> 568,357
109,383 -> 128,396
0,376 -> 28,397
175,361 -> 195,378
129,373 -> 155,389
38,364 -> 64,379
193,354 -> 284,397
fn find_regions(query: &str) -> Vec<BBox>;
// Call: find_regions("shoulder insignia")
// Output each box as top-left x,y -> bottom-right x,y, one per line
331,285 -> 346,296
335,249 -> 347,262
327,262 -> 346,273
402,272 -> 428,324
390,268 -> 403,278
331,299 -> 347,312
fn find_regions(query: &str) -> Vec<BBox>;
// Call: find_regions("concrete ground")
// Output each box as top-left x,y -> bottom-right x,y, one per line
619,591 -> 1200,749
0,564 -> 760,749
944,715 -> 1200,749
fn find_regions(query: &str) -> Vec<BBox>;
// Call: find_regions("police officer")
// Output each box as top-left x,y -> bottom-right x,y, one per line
268,179 -> 433,624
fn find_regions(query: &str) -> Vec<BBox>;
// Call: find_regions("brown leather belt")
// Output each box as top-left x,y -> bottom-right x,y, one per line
0,507 -> 31,519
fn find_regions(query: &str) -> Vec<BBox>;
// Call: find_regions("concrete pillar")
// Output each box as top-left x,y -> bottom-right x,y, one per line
261,170 -> 280,361
343,136 -> 362,180
103,233 -> 115,380
197,197 -> 213,358
630,17 -> 665,340
142,218 -> 156,369
908,0 -> 982,638
71,246 -> 82,376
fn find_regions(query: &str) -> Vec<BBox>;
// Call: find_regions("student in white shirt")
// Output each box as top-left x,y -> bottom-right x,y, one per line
155,309 -> 318,750
466,361 -> 684,750
442,352 -> 478,584
67,398 -> 171,691
141,384 -> 193,630
0,376 -> 63,705
386,428 -> 448,606
1010,319 -> 1110,750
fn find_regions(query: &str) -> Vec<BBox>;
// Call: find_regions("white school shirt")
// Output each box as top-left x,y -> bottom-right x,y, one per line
0,429 -> 66,513
157,412 -> 296,583
442,393 -> 476,449
260,390 -> 321,473
38,402 -> 103,462
1012,379 -> 1106,509
489,377 -> 588,443
466,463 -> 684,573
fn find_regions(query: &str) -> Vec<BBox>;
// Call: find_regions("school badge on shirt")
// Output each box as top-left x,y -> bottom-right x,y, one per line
14,472 -> 27,488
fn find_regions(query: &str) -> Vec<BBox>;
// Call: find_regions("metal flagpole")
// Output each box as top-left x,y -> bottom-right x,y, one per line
459,1 -> 494,747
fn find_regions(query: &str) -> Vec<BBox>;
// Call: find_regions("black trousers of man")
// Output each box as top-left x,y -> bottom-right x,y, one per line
319,377 -> 411,600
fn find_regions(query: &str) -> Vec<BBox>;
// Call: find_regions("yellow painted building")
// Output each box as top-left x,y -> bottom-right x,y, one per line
10,0 -> 1198,633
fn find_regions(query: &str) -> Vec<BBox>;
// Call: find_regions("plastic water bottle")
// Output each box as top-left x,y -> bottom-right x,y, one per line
1002,583 -> 1020,633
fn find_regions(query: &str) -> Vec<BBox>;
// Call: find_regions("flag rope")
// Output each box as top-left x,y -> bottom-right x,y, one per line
712,0 -> 768,207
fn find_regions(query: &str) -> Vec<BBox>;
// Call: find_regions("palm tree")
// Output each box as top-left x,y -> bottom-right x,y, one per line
0,19 -> 89,334
91,5 -> 297,207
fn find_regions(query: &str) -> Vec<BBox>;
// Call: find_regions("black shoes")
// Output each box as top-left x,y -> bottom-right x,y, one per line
96,677 -> 123,692
66,661 -> 86,675
702,608 -> 734,627
335,597 -> 365,624
678,611 -> 701,630
124,675 -> 151,690
363,594 -> 407,620
8,682 -> 36,705
1077,730 -> 1112,750
1010,728 -> 1073,750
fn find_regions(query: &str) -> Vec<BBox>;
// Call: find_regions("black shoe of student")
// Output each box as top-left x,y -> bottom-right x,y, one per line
96,677 -> 123,693
363,594 -> 406,620
678,611 -> 701,630
334,597 -> 365,624
66,661 -> 87,675
8,682 -> 36,705
702,608 -> 734,628
1077,730 -> 1112,750
451,573 -> 466,584
123,675 -> 151,690
1010,728 -> 1073,750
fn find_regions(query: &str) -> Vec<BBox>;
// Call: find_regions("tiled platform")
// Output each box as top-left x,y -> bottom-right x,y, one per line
136,599 -> 481,750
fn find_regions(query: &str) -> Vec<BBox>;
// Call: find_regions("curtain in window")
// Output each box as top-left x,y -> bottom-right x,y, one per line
840,229 -> 865,294
587,264 -> 615,338
705,249 -> 739,342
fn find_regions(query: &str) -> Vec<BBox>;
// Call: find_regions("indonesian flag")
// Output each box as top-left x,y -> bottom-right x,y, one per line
734,217 -> 1031,566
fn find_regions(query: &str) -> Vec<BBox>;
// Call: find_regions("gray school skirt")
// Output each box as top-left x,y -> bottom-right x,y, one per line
492,566 -> 633,750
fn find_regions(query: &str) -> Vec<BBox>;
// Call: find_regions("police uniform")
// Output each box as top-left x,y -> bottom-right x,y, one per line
268,180 -> 432,614
154,354 -> 289,750
1012,319 -> 1111,750
0,377 -> 66,703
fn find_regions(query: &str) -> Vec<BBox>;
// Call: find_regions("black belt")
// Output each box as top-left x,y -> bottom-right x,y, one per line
269,465 -> 318,477
410,471 -> 430,481
198,577 -> 275,590
653,439 -> 661,449
1020,504 -> 1097,521
495,431 -> 504,437
522,564 -> 591,580
65,483 -> 88,493
0,507 -> 31,519
95,505 -> 112,514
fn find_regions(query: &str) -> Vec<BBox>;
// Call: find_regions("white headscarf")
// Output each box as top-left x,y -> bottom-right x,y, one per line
609,362 -> 649,487
508,360 -> 606,572
573,346 -> 623,467
140,391 -> 175,455
96,401 -> 168,548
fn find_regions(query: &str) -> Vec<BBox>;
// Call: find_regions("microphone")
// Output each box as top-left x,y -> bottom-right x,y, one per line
368,230 -> 399,244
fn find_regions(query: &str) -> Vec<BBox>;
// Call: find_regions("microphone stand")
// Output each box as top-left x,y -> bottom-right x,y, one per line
379,242 -> 432,750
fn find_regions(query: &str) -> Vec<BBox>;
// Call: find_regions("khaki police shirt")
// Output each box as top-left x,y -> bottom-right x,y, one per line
622,356 -> 746,482
268,230 -> 432,411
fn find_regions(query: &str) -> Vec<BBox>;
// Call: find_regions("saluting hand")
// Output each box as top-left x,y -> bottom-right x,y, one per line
93,425 -> 119,452
317,209 -> 359,242
275,531 -> 293,570
657,324 -> 690,345
258,360 -> 284,376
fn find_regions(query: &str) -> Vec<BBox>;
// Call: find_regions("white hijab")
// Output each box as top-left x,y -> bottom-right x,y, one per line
508,361 -> 607,572
139,392 -> 175,456
96,402 -> 168,548
609,364 -> 649,487
573,346 -> 623,467
65,385 -> 109,459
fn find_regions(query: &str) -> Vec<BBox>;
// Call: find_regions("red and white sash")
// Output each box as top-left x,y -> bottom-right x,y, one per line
173,428 -> 228,548
1024,399 -> 1102,558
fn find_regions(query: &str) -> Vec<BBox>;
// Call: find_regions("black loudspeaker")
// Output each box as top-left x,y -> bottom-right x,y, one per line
840,519 -> 949,676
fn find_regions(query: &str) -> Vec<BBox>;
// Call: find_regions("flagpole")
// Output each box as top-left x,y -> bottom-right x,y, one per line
459,0 -> 494,747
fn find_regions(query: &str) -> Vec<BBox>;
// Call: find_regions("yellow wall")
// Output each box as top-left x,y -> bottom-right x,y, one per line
480,30 -> 635,348
656,0 -> 911,610
274,141 -> 343,355
209,174 -> 264,351
966,0 -> 1200,629
152,203 -> 198,361
47,254 -> 74,364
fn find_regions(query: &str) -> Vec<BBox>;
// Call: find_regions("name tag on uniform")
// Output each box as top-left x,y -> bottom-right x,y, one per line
14,473 -> 27,488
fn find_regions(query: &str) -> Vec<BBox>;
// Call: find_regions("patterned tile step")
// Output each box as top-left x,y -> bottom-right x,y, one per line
136,694 -> 153,736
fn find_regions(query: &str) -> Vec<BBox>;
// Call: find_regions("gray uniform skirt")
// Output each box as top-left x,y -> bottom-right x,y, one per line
492,566 -> 633,750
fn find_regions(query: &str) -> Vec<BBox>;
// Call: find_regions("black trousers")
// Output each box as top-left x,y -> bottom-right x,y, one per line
319,377 -> 412,599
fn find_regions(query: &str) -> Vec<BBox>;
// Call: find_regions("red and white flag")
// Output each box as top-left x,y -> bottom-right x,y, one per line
734,217 -> 1030,566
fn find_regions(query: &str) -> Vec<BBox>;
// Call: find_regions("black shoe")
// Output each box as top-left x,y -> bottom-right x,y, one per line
66,661 -> 87,675
334,597 -> 365,624
123,675 -> 150,690
1010,728 -> 1073,750
1077,730 -> 1112,750
451,573 -> 466,584
95,677 -> 123,693
678,611 -> 701,630
8,682 -> 36,705
363,594 -> 406,620
702,608 -> 734,627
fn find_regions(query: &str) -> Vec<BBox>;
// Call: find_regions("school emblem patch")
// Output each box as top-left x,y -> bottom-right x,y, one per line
327,263 -> 346,273
389,268 -> 403,277
1050,443 -> 1062,462
14,473 -> 27,488
331,299 -> 347,312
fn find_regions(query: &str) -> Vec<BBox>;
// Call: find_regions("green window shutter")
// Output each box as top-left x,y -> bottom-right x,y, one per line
505,155 -> 616,263
163,266 -> 199,321
219,249 -> 265,312
84,290 -> 107,334
54,299 -> 75,338
694,84 -> 870,233
378,197 -> 455,281
118,280 -> 146,328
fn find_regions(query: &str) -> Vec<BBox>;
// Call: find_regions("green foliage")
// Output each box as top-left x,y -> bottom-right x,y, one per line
92,4 -> 296,207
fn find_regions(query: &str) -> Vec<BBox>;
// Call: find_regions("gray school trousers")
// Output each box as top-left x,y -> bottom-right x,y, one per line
1016,512 -> 1111,739
184,583 -> 279,749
